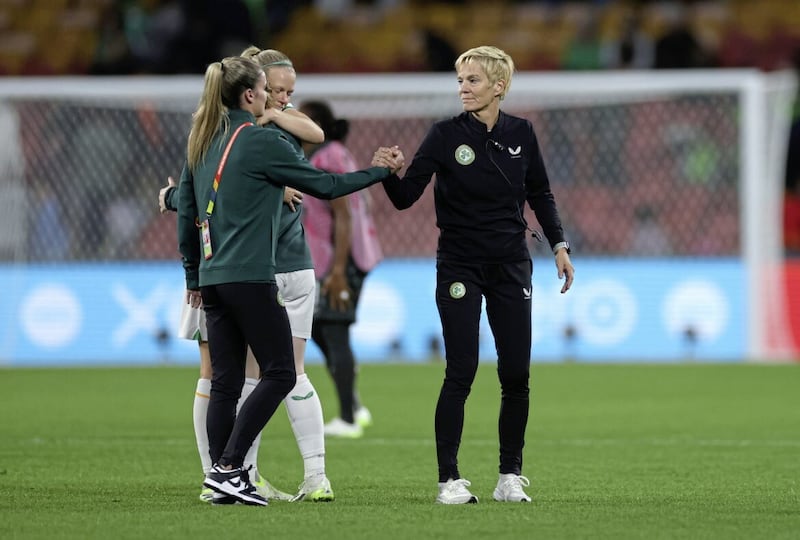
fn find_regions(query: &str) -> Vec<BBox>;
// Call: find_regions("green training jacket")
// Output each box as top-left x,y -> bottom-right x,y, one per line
267,123 -> 313,274
165,123 -> 312,275
177,109 -> 390,289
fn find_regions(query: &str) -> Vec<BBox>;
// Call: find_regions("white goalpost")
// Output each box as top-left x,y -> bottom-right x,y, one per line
0,69 -> 795,363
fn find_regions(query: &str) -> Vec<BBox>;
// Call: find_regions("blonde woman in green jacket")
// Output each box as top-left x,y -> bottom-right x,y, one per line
177,55 -> 402,506
162,47 -> 331,505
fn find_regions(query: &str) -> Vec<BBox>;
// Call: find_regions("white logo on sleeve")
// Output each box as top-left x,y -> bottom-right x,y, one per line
509,146 -> 522,157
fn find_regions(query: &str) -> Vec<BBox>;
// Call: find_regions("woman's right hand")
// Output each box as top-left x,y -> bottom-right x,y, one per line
158,176 -> 177,213
283,187 -> 303,211
186,289 -> 202,308
372,146 -> 405,174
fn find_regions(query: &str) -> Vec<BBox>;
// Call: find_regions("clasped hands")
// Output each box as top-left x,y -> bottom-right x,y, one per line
371,146 -> 404,174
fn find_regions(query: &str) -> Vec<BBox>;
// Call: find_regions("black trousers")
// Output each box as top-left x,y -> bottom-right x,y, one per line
312,321 -> 359,423
201,282 -> 296,468
434,259 -> 532,482
311,260 -> 368,423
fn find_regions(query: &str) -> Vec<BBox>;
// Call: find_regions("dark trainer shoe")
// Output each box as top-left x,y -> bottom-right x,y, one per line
203,465 -> 268,506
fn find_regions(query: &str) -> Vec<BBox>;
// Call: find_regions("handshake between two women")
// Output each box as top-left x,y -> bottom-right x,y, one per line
371,145 -> 404,174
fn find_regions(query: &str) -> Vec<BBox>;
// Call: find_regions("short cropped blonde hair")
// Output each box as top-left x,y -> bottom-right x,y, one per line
455,46 -> 515,100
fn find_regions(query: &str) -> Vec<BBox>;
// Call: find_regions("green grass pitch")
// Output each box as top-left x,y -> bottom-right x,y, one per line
1,362 -> 798,539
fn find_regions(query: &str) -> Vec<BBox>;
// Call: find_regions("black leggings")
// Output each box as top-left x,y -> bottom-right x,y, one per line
202,282 -> 296,468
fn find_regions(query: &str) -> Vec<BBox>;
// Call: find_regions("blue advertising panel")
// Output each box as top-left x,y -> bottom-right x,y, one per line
0,259 -> 746,366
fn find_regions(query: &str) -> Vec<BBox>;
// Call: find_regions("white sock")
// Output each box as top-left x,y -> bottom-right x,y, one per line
285,373 -> 326,478
193,378 -> 212,474
238,377 -> 262,473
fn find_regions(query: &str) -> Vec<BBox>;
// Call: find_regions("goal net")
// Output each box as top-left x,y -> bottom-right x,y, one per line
0,70 -> 795,362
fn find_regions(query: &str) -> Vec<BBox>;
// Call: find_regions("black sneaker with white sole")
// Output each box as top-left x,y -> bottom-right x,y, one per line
203,465 -> 268,506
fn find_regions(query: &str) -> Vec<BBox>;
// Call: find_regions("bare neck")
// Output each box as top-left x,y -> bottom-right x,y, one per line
471,102 -> 500,131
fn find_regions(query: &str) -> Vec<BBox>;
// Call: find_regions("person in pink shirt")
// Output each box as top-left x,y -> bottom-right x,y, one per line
300,100 -> 383,438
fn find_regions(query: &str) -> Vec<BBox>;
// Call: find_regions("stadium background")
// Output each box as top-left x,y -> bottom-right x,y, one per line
0,0 -> 798,365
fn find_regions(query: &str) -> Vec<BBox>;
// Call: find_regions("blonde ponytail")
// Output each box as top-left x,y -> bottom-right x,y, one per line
187,56 -> 262,170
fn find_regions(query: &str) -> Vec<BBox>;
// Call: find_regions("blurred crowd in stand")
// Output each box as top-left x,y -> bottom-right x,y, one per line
1,0 -> 799,76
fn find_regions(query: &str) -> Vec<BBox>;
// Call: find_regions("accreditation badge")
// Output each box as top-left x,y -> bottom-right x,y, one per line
200,219 -> 213,260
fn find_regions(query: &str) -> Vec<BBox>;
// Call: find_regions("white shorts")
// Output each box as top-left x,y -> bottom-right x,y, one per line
178,300 -> 206,342
276,268 -> 316,339
176,268 -> 316,342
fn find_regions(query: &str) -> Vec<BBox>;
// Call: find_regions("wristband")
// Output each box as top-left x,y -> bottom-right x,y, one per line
553,241 -> 570,255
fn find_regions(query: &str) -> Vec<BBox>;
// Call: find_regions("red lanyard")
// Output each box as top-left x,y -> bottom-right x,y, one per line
205,122 -> 253,217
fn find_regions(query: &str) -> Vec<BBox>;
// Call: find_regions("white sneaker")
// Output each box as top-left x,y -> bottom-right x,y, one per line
291,474 -> 335,502
324,418 -> 363,438
251,470 -> 293,501
355,406 -> 373,428
436,478 -> 478,504
493,474 -> 532,502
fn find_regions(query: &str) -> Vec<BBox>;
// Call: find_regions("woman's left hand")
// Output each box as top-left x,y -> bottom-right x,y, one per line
555,250 -> 574,294
323,271 -> 352,312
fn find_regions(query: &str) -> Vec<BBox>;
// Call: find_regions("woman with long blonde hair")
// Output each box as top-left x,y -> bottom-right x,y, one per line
176,55 -> 403,506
